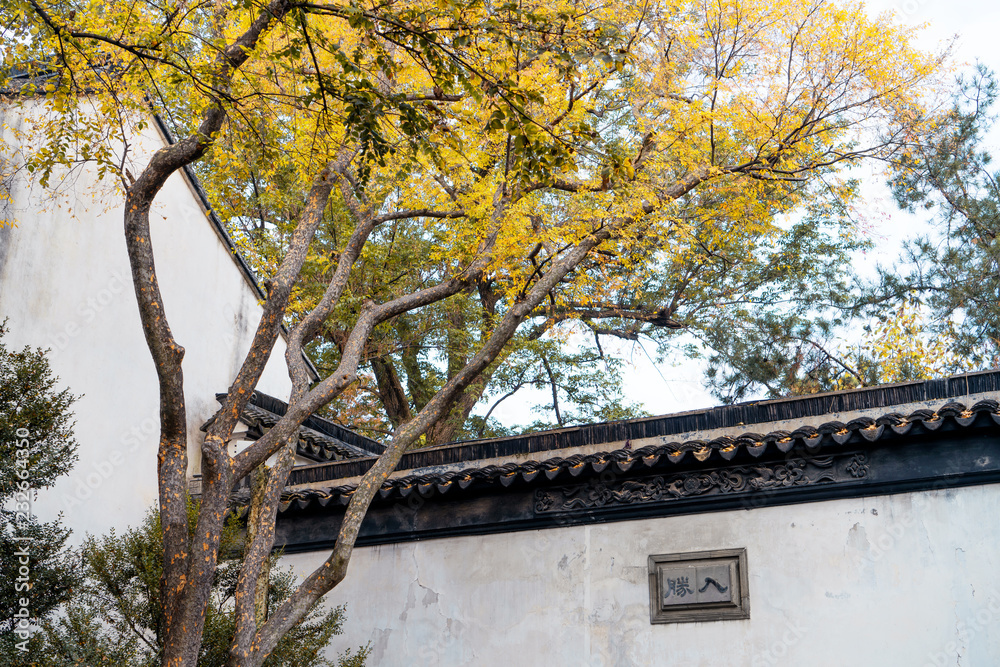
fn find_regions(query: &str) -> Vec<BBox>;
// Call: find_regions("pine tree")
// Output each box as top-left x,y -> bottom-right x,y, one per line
0,321 -> 81,661
885,64 -> 1000,367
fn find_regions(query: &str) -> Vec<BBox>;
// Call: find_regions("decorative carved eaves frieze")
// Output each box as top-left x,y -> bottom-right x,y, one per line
272,398 -> 1000,552
534,453 -> 869,514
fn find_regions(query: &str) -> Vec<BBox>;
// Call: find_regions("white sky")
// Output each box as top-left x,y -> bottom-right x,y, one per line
487,0 -> 1000,427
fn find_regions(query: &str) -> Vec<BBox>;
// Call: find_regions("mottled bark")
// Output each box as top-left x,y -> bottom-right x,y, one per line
24,0 -> 727,660
247,219 -> 612,666
233,267 -> 480,479
245,465 -> 272,624
189,160 -> 336,667
208,159 -> 341,442
231,171 -> 712,667
227,438 -> 297,667
106,1 -> 296,663
528,302 -> 685,329
423,377 -> 489,445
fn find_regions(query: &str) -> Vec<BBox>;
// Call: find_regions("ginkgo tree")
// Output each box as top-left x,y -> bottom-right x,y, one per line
2,0 -> 942,664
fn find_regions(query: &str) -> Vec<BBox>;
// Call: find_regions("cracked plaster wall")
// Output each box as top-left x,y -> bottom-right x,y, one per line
286,484 -> 1000,666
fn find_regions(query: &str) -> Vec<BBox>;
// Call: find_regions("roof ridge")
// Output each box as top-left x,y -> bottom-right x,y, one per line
274,397 -> 1000,510
286,373 -> 1000,485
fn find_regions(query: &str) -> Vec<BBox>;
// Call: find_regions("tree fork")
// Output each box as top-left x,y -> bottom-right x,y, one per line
244,223 -> 614,665
108,2 -> 298,663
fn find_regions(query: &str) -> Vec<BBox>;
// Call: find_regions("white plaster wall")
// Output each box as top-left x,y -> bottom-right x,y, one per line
287,484 -> 1000,666
0,102 -> 292,539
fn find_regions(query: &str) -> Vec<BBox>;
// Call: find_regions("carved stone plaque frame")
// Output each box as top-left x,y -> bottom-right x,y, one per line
648,548 -> 750,624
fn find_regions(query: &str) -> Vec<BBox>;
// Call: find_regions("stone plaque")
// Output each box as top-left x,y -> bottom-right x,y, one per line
648,548 -> 749,624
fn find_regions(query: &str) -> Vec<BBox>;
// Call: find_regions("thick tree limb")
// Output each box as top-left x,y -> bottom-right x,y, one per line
233,267 -> 487,479
228,437 -> 298,666
210,156 -> 343,443
241,162 -> 724,662
77,1 -> 298,664
374,208 -> 464,223
371,356 -> 413,427
529,303 -> 684,329
285,158 -> 390,391
248,222 -> 612,664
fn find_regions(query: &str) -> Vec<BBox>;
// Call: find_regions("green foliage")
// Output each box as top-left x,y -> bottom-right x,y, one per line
0,321 -> 79,493
492,335 -> 650,433
625,183 -> 874,403
883,64 -> 1000,368
700,66 -> 1000,402
0,321 -> 81,659
31,500 -> 368,667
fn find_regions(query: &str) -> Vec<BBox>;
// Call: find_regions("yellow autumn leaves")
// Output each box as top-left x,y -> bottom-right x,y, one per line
4,0 -> 945,318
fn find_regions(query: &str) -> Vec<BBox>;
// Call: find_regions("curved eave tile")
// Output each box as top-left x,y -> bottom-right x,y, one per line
269,398 -> 1000,513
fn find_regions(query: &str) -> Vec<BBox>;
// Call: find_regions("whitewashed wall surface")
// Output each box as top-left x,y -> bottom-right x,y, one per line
0,101 -> 291,539
289,484 -> 1000,667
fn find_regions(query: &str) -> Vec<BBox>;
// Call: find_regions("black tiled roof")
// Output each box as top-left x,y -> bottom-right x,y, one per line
211,391 -> 385,461
276,398 -> 1000,513
285,370 -> 1000,487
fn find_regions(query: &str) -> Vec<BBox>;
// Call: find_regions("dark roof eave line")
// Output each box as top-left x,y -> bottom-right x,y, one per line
284,395 -> 1000,489
215,391 -> 385,458
275,398 -> 1000,510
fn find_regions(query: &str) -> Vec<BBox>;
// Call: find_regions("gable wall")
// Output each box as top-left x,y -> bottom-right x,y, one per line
0,100 -> 292,538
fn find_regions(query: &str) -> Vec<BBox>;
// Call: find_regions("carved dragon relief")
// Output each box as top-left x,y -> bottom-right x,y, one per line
534,453 -> 870,514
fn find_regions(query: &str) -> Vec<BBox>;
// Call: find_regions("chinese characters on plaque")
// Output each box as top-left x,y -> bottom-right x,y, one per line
648,548 -> 749,623
661,564 -> 732,606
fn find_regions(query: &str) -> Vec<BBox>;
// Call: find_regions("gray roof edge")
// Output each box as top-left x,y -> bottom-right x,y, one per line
286,369 -> 1000,485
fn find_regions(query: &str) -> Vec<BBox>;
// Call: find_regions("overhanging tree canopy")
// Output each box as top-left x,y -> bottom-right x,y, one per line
2,0 -> 943,664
